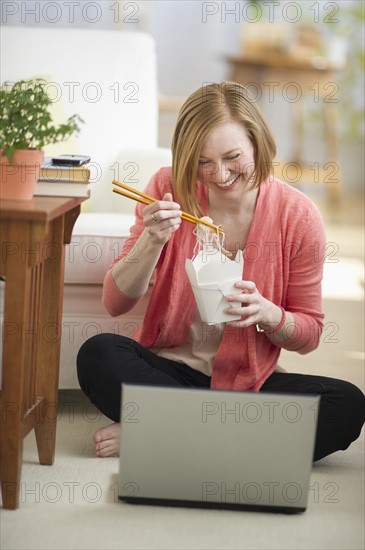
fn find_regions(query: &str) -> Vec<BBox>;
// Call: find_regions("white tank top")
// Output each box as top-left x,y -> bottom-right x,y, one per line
152,308 -> 224,376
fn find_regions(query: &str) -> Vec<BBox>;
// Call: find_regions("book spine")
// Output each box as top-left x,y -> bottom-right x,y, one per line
39,167 -> 90,182
34,184 -> 90,197
37,177 -> 90,183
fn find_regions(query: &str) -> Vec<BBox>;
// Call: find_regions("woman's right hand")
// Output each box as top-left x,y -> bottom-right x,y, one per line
142,192 -> 182,244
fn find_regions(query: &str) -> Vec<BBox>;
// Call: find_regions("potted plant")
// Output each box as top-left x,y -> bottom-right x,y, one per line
0,78 -> 83,200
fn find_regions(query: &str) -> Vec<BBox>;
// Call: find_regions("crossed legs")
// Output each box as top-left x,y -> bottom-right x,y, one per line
77,334 -> 365,460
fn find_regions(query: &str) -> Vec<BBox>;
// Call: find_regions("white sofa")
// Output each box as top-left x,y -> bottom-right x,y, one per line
1,26 -> 172,388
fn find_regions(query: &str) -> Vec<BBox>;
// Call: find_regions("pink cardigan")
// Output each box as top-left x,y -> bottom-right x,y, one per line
103,167 -> 325,391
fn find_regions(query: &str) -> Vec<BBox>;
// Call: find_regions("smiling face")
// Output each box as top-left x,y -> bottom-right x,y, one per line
197,119 -> 255,194
172,82 -> 276,217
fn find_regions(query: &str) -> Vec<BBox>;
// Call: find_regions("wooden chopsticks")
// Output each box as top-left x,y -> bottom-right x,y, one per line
112,180 -> 225,235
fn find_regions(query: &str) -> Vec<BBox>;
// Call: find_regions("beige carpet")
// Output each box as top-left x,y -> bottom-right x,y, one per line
1,386 -> 364,550
1,215 -> 364,550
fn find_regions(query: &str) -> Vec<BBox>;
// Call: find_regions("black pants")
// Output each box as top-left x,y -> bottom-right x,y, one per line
77,334 -> 365,462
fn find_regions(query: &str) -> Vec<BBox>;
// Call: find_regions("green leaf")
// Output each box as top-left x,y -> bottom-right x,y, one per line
0,78 -> 83,161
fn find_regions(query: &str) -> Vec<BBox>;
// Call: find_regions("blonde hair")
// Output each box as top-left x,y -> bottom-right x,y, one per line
171,82 -> 276,217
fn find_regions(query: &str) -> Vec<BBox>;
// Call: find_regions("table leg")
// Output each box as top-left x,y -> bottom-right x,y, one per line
323,101 -> 341,203
292,97 -> 305,165
0,222 -> 31,509
34,215 -> 65,465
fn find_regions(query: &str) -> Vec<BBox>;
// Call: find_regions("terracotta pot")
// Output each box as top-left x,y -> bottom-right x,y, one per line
0,149 -> 44,200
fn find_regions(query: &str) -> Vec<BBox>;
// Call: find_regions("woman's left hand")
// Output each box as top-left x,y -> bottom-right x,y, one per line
224,280 -> 281,329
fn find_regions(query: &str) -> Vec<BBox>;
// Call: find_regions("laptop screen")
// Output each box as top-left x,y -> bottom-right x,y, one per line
119,384 -> 319,513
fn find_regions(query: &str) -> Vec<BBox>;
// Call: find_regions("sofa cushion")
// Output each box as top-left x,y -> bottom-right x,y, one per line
64,212 -> 135,284
60,283 -> 152,388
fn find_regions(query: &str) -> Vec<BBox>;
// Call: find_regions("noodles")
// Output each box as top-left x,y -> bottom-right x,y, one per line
192,216 -> 225,258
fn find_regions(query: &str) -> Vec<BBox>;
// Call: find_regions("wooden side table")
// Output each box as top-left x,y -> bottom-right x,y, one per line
226,53 -> 342,202
0,196 -> 88,509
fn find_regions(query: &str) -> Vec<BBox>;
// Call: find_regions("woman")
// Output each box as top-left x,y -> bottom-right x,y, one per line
77,82 -> 364,459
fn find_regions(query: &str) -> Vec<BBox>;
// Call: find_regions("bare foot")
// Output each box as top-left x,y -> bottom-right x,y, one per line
93,423 -> 120,458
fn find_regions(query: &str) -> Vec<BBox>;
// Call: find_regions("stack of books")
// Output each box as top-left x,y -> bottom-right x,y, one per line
35,156 -> 91,197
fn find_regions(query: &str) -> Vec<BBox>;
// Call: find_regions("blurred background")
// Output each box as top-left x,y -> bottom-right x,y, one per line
3,0 -> 364,379
3,1 -> 364,198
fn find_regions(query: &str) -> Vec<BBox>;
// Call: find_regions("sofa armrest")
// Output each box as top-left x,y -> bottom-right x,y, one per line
65,146 -> 172,284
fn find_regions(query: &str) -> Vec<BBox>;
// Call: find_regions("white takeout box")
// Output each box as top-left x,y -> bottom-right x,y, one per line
185,248 -> 244,324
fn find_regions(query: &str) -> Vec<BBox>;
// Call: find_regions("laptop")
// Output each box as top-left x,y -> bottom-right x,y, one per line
118,384 -> 320,513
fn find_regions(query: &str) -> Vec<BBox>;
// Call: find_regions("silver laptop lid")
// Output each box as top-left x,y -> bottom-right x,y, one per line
119,384 -> 319,513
